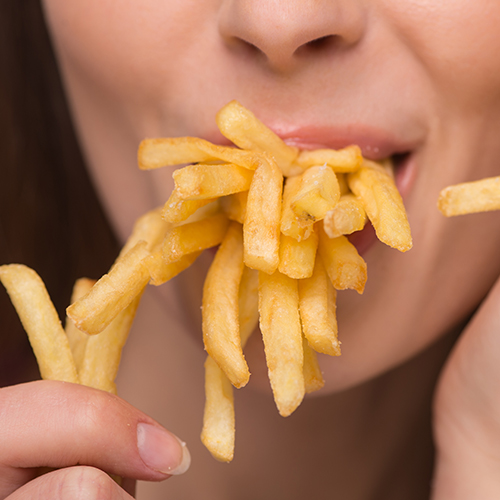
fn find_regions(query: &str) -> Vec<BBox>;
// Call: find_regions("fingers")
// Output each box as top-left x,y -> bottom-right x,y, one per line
0,380 -> 190,499
5,466 -> 133,500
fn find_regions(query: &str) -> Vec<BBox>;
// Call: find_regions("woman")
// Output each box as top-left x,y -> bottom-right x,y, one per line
1,0 -> 500,498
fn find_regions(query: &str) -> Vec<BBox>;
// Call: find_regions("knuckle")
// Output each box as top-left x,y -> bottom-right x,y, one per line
53,466 -> 118,500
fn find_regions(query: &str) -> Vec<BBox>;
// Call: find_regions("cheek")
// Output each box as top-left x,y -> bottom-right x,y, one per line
383,0 -> 500,111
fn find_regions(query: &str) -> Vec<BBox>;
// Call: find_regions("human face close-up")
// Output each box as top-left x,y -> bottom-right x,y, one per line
42,0 -> 500,394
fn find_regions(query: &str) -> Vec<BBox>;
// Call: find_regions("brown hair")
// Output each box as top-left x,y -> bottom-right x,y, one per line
0,1 -> 120,385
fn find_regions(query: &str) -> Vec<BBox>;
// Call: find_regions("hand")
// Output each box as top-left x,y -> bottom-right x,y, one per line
0,380 -> 190,499
432,276 -> 500,499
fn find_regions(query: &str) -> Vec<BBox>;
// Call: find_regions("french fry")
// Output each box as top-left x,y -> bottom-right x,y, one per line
67,241 -> 150,335
201,266 -> 259,463
291,165 -> 340,221
201,355 -> 236,462
280,176 -> 314,242
138,136 -> 261,171
163,212 -> 229,264
258,270 -> 305,417
203,222 -> 249,389
298,258 -> 340,356
323,194 -> 367,239
238,266 -> 260,346
216,100 -> 299,176
173,163 -> 253,200
278,232 -> 318,279
65,278 -> 95,372
438,176 -> 500,216
0,264 -> 78,383
317,225 -> 367,294
79,292 -> 143,394
292,145 -> 363,173
144,249 -> 202,286
162,189 -> 217,223
243,153 -> 283,274
117,207 -> 171,258
348,160 -> 412,252
302,335 -> 325,394
220,190 -> 248,224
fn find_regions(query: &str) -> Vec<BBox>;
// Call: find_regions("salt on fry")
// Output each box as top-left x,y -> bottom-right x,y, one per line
203,222 -> 249,389
243,153 -> 283,274
438,176 -> 500,216
298,258 -> 340,356
0,264 -> 78,383
258,270 -> 305,417
65,278 -> 95,372
317,225 -> 367,294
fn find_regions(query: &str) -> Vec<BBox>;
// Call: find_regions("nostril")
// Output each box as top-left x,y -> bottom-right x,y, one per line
305,34 -> 336,51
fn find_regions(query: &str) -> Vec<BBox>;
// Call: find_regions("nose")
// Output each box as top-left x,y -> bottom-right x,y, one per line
218,0 -> 366,73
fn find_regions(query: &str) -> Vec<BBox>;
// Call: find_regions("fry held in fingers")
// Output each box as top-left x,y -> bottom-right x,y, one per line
2,100 -> 413,463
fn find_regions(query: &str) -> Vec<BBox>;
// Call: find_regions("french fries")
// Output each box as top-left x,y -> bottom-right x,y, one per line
438,176 -> 500,216
2,101 -> 412,463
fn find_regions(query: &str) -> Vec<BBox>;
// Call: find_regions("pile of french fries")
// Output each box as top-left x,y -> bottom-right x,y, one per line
0,101 -> 413,463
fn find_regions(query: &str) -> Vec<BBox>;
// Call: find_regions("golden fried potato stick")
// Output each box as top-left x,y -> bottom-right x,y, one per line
243,153 -> 283,274
220,190 -> 248,224
317,225 -> 367,294
258,270 -> 305,417
138,136 -> 261,171
117,207 -> 171,258
201,355 -> 236,462
291,165 -> 341,221
65,278 -> 95,372
162,189 -> 217,223
162,212 -> 229,264
238,266 -> 260,346
278,232 -> 318,280
438,176 -> 500,216
67,241 -> 150,335
216,100 -> 299,176
0,264 -> 78,383
323,194 -> 367,239
302,335 -> 325,394
280,176 -> 314,242
145,250 -> 202,286
348,160 -> 412,252
173,163 -> 253,200
201,266 -> 259,463
292,145 -> 363,173
298,258 -> 340,356
79,292 -> 143,394
203,222 -> 249,389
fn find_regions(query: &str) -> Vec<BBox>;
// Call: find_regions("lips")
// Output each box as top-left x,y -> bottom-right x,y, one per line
204,119 -> 419,255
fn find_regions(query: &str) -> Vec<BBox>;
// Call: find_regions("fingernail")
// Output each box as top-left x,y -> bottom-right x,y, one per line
137,423 -> 191,475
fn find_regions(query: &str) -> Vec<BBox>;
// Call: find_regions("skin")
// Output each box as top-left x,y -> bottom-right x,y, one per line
2,0 -> 500,498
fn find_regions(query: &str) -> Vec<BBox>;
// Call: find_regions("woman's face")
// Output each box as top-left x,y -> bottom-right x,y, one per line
43,0 -> 500,392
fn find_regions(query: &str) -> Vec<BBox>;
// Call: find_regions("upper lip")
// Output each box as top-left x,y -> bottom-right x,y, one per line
206,121 -> 422,161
